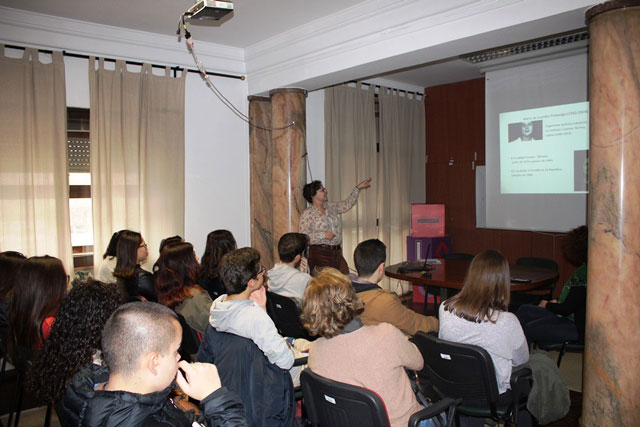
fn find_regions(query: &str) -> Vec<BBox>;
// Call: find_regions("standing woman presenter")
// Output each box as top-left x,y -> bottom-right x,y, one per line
300,177 -> 371,274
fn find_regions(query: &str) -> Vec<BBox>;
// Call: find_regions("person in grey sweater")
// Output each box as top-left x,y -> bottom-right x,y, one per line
267,233 -> 312,306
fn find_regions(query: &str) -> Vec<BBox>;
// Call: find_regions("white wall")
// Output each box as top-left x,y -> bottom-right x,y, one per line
185,74 -> 250,256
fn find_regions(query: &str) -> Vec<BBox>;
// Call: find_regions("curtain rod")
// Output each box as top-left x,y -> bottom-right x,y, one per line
350,81 -> 424,97
4,43 -> 245,80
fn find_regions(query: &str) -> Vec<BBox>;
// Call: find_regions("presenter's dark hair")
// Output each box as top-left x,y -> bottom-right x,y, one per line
354,239 -> 387,277
219,248 -> 261,295
102,302 -> 178,376
278,233 -> 309,263
103,230 -> 125,259
113,230 -> 143,279
0,251 -> 26,302
28,280 -> 121,402
443,250 -> 510,323
201,230 -> 237,279
303,181 -> 324,204
155,242 -> 202,308
562,225 -> 588,267
8,256 -> 67,361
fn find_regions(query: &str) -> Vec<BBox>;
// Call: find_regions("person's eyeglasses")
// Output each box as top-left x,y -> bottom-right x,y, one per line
66,274 -> 71,283
254,266 -> 266,279
139,243 -> 148,249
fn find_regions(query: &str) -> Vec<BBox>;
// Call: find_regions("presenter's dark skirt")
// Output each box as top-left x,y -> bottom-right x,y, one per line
308,244 -> 349,275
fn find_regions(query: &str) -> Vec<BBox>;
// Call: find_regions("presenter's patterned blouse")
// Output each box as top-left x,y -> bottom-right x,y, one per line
299,187 -> 360,246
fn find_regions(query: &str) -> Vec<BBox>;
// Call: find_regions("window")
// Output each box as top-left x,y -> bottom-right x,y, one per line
67,107 -> 94,271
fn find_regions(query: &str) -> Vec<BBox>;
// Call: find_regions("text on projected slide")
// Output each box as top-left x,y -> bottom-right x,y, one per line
499,102 -> 589,195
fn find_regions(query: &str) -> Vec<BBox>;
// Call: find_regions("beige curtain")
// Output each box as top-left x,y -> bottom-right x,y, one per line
0,46 -> 73,271
89,58 -> 186,270
325,83 -> 378,272
379,87 -> 425,293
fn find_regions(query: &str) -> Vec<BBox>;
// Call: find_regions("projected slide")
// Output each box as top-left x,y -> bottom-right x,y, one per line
499,102 -> 589,194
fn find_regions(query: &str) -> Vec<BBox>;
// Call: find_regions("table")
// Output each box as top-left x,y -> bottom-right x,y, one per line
386,259 -> 559,314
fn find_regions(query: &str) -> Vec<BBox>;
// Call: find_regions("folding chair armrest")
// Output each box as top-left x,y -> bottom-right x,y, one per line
509,367 -> 532,422
408,397 -> 458,427
510,367 -> 532,391
293,356 -> 308,367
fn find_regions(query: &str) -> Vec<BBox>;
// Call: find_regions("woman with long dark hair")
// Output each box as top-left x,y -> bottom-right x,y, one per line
8,255 -> 68,362
113,230 -> 156,302
96,230 -> 124,283
439,250 -> 530,426
156,241 -> 212,334
27,280 -> 121,404
0,251 -> 26,328
199,230 -> 237,300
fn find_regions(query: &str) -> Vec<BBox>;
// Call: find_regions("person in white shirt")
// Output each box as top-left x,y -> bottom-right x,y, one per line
438,249 -> 531,427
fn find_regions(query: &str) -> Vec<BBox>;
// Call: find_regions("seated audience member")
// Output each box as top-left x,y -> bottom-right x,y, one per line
28,280 -> 121,404
153,235 -> 184,274
351,239 -> 438,335
302,268 -> 424,427
113,230 -> 156,302
155,241 -> 213,334
0,251 -> 26,328
96,230 -> 124,283
439,250 -> 531,427
8,256 -> 68,363
267,232 -> 312,305
199,230 -> 237,300
517,225 -> 588,345
58,302 -> 247,426
209,248 -> 294,371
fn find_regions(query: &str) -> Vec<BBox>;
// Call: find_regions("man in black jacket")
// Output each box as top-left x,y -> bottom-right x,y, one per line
58,302 -> 247,426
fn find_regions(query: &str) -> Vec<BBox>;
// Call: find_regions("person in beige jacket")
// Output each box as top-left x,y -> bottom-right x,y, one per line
351,239 -> 438,335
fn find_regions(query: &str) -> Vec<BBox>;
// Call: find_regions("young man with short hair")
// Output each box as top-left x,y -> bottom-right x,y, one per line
209,247 -> 294,370
59,302 -> 247,426
352,239 -> 438,335
267,232 -> 312,306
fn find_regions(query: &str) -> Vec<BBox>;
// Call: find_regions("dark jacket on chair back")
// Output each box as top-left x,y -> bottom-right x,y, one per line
197,326 -> 295,427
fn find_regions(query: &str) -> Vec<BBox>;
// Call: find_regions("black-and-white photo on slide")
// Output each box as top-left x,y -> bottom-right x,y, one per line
508,120 -> 543,142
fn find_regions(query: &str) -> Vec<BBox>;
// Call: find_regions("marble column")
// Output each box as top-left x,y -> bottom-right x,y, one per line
248,96 -> 275,269
583,2 -> 640,426
269,88 -> 308,259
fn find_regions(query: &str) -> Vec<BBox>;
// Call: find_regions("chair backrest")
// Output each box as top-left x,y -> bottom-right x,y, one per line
411,332 -> 500,416
174,312 -> 201,361
441,253 -> 475,260
197,326 -> 295,427
301,369 -> 390,427
266,291 -> 314,340
515,257 -> 559,272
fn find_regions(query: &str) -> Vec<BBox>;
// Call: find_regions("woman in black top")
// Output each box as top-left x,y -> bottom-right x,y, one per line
113,230 -> 156,302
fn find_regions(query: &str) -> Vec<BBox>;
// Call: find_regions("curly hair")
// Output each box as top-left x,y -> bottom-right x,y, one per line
154,242 -> 202,308
301,268 -> 364,338
562,225 -> 588,267
27,279 -> 122,403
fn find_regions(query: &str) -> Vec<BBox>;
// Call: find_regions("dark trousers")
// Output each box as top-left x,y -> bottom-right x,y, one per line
516,304 -> 579,344
308,245 -> 349,275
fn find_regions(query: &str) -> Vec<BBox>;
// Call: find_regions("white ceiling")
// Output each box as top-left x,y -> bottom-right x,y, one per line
0,0 -> 367,48
0,0 -> 591,89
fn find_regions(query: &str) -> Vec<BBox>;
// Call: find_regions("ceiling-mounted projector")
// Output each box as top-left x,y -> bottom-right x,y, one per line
186,0 -> 234,21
